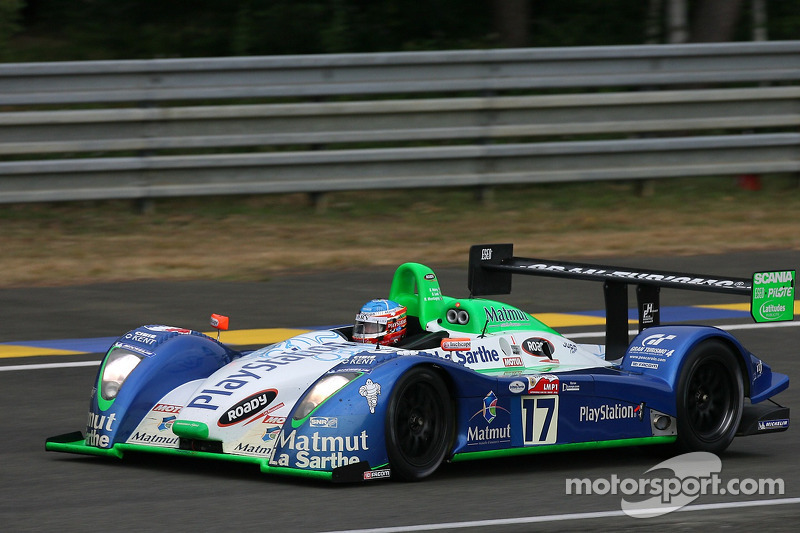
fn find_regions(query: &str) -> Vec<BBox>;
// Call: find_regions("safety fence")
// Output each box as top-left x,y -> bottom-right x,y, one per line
1,41 -> 798,204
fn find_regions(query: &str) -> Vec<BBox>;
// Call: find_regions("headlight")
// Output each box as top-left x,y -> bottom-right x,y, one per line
293,372 -> 360,420
101,347 -> 144,400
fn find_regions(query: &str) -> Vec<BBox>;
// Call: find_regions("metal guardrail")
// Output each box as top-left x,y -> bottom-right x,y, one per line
2,133 -> 798,203
1,41 -> 799,204
2,86 -> 799,156
2,41 -> 800,105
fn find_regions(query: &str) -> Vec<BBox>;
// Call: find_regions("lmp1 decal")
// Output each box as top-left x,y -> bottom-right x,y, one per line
218,389 -> 278,427
521,395 -> 558,445
527,374 -> 559,394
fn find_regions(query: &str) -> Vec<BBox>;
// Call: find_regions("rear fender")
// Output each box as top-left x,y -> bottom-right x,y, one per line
619,325 -> 787,404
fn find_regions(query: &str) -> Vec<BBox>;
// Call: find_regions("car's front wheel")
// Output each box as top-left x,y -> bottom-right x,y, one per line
675,339 -> 744,454
385,366 -> 454,481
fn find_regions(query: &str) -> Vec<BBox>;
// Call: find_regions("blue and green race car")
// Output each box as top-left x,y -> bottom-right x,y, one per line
47,244 -> 793,482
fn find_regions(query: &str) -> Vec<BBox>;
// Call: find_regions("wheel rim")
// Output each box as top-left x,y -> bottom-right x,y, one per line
686,359 -> 737,441
393,381 -> 445,466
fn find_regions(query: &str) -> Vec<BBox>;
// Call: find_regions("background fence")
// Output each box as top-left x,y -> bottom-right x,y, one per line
1,41 -> 799,204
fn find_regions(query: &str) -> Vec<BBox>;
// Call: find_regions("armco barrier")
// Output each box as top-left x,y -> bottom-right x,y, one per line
1,41 -> 799,204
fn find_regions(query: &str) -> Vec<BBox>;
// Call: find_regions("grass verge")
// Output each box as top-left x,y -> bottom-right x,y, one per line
1,176 -> 798,287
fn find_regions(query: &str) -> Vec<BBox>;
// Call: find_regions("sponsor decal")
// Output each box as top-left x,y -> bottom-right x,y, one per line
481,391 -> 498,423
217,389 -> 278,427
504,356 -> 524,367
328,365 -> 374,374
641,302 -> 658,325
123,330 -> 158,346
441,338 -> 472,351
187,339 -> 360,411
85,412 -> 117,448
562,341 -> 578,354
129,431 -> 179,446
234,442 -> 273,455
271,430 -> 369,469
449,346 -> 501,365
348,355 -> 376,365
754,271 -> 794,285
310,416 -> 338,428
262,426 -> 282,441
758,419 -> 789,431
523,263 -> 748,289
359,379 -> 381,414
467,423 -> 512,444
364,469 -> 391,480
158,415 -> 176,431
580,402 -> 644,422
561,381 -> 580,392
521,337 -> 555,359
631,361 -> 659,369
628,333 -> 677,359
112,342 -> 155,357
758,302 -> 788,321
753,359 -> 763,382
260,415 -> 286,425
245,404 -> 285,425
642,333 -> 676,346
152,403 -> 182,414
468,391 -> 512,446
752,268 -> 794,321
509,380 -> 526,394
485,306 -> 530,324
146,325 -> 192,334
527,374 -> 559,394
424,273 -> 437,281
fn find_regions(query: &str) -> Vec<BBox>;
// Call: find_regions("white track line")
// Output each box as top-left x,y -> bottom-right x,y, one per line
322,497 -> 800,533
0,360 -> 100,372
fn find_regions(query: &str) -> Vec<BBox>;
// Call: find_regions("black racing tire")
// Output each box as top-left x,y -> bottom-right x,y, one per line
385,366 -> 454,481
675,339 -> 744,454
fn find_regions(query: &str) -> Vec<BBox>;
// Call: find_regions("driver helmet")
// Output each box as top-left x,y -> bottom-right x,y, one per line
353,299 -> 407,346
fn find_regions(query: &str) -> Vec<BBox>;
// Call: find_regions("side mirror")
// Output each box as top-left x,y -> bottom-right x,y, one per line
210,314 -> 230,340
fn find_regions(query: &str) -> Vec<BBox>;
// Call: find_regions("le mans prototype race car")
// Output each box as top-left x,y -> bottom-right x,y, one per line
47,244 -> 794,482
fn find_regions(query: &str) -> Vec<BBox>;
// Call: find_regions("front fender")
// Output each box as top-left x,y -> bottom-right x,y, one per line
86,326 -> 237,449
270,351 -> 475,478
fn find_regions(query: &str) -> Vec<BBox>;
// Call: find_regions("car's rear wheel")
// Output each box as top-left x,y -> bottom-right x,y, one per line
385,366 -> 454,481
675,339 -> 743,453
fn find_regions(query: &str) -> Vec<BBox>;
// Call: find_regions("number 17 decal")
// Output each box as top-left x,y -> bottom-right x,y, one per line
522,395 -> 558,445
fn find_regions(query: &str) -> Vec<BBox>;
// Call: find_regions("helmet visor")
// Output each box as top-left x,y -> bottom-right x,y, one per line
354,314 -> 388,336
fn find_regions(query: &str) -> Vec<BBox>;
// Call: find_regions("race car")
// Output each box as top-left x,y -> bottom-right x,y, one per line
46,244 -> 794,482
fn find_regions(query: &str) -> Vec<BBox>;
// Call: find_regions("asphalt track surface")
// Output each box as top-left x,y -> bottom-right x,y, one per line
2,251 -> 799,532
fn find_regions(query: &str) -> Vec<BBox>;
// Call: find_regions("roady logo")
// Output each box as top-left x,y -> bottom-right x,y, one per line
521,337 -> 555,359
218,389 -> 278,427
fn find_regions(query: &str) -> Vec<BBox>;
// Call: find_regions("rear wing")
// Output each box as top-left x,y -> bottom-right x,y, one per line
468,244 -> 795,359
